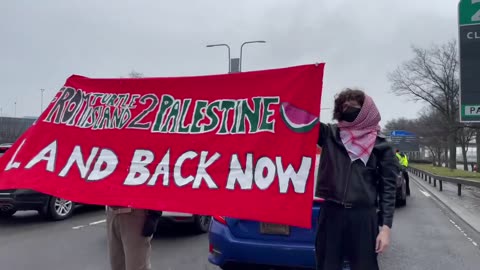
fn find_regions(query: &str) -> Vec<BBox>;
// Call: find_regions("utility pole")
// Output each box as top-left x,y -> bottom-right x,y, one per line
14,101 -> 17,117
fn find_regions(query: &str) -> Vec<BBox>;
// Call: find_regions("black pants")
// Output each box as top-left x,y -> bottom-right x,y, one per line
315,203 -> 379,270
402,169 -> 410,195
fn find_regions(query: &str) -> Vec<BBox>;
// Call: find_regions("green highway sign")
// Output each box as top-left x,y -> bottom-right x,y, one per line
459,0 -> 480,122
459,0 -> 480,25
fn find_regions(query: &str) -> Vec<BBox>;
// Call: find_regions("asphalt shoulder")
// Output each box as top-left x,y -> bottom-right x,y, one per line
411,172 -> 480,234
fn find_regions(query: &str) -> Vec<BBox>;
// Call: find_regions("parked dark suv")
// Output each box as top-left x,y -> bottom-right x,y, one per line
0,146 -> 78,220
0,143 -> 13,154
0,189 -> 77,220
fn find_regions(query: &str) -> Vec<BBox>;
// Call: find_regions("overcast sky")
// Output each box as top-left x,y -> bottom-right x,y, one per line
0,0 -> 458,125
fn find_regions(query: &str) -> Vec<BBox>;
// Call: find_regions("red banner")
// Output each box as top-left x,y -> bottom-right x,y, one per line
0,64 -> 324,228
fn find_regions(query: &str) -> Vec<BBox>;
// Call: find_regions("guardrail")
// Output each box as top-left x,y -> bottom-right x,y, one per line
408,167 -> 480,196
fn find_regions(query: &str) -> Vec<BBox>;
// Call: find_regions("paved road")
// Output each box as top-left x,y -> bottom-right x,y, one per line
1,183 -> 480,270
378,178 -> 480,270
0,207 -> 216,270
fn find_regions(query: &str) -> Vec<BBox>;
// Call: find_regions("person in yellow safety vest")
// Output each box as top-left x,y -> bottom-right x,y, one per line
395,149 -> 410,196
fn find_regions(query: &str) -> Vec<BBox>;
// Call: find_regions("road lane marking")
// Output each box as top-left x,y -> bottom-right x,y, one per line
414,178 -> 479,249
448,219 -> 479,249
89,219 -> 106,225
418,189 -> 431,197
73,219 -> 106,230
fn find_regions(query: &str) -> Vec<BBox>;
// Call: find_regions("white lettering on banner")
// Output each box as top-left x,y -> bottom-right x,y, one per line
1,139 -> 313,194
276,156 -> 312,193
226,154 -> 311,193
59,146 -> 99,178
254,157 -> 276,190
193,151 -> 220,189
5,139 -> 26,171
226,154 -> 254,190
124,150 -> 155,185
86,149 -> 118,181
25,141 -> 58,172
174,151 -> 197,187
147,149 -> 170,186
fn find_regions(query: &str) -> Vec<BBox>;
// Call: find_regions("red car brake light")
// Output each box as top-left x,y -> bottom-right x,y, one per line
213,215 -> 227,225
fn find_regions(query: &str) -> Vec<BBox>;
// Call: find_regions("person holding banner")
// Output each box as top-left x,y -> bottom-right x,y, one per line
314,89 -> 398,270
106,206 -> 162,270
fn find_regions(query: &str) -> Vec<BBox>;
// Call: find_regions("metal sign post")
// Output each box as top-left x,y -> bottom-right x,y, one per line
230,58 -> 240,73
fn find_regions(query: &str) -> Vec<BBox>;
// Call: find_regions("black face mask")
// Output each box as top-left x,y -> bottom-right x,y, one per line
341,106 -> 361,122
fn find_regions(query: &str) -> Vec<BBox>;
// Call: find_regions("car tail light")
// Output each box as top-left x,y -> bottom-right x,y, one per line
209,243 -> 214,253
213,215 -> 227,225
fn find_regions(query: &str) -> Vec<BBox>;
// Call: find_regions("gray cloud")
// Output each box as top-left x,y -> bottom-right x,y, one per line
0,0 -> 458,125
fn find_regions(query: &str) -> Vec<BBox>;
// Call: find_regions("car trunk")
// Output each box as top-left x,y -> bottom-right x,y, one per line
224,199 -> 323,244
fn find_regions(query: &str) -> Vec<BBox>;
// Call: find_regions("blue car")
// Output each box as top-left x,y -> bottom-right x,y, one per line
208,197 -> 326,270
208,149 -> 350,270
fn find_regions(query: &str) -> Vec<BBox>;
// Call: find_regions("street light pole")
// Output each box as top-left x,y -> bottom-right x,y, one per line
40,88 -> 45,113
239,40 -> 266,72
206,44 -> 231,73
207,40 -> 266,73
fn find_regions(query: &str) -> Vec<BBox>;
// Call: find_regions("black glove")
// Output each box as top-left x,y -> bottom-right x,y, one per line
141,211 -> 162,237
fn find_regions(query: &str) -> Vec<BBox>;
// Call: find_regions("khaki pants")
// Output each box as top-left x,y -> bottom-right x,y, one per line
106,207 -> 152,270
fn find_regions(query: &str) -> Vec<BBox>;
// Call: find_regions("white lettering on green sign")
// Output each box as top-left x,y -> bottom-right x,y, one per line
460,0 -> 480,25
464,105 -> 480,116
474,0 -> 480,22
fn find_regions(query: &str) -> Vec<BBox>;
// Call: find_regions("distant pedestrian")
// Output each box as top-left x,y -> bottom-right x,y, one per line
395,149 -> 410,196
315,88 -> 398,270
106,206 -> 162,270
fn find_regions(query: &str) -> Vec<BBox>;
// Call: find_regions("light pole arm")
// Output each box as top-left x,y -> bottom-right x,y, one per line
206,44 -> 231,73
239,41 -> 266,72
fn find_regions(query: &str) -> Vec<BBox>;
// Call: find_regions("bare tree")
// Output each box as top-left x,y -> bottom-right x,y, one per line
128,70 -> 143,78
383,118 -> 416,134
458,126 -> 476,171
415,107 -> 449,166
477,131 -> 480,170
388,40 -> 459,169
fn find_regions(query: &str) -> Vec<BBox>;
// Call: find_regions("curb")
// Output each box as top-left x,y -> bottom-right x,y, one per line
411,173 -> 480,234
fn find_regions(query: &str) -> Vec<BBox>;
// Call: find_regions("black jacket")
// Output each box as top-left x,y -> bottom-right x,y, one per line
315,123 -> 398,228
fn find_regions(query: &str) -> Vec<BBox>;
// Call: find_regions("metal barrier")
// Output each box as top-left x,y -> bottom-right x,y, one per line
408,167 -> 480,196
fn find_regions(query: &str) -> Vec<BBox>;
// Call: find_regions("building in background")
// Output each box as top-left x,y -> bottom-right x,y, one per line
0,116 -> 36,144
